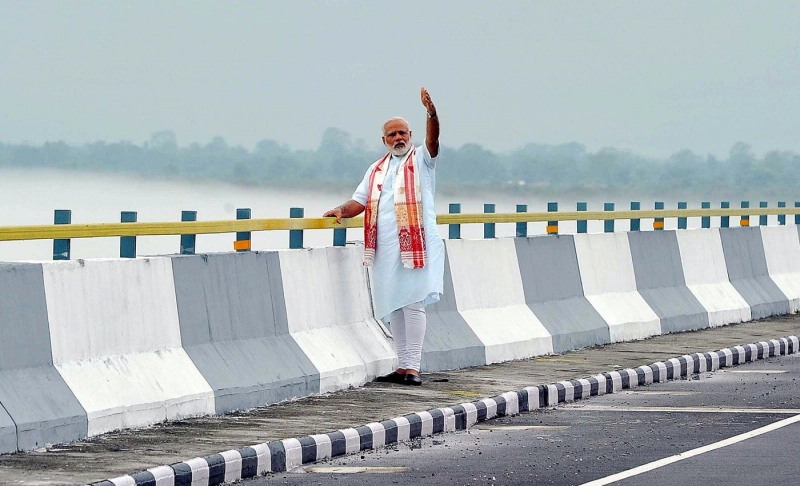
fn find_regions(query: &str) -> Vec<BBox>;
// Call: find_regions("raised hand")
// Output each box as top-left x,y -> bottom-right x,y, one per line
421,87 -> 436,115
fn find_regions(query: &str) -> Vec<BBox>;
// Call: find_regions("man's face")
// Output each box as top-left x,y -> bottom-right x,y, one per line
382,120 -> 412,157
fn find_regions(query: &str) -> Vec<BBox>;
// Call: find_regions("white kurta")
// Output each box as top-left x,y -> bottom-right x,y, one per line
352,141 -> 445,321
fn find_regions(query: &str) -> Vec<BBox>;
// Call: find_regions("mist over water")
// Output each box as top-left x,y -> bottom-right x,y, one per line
2,168 -> 717,262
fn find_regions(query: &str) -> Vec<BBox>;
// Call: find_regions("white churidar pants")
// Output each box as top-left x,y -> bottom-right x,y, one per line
387,301 -> 427,372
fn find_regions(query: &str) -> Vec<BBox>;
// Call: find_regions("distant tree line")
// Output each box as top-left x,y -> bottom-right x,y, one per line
1,129 -> 798,198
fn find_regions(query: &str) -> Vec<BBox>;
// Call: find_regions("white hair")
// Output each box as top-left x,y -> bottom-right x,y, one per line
382,117 -> 411,134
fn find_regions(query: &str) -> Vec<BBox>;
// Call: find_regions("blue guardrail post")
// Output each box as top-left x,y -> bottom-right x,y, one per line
677,202 -> 687,230
778,202 -> 786,226
290,207 -> 304,249
180,210 -> 197,255
516,204 -> 527,238
235,208 -> 251,252
795,202 -> 799,225
449,203 -> 461,239
701,202 -> 711,229
740,201 -> 750,227
53,209 -> 71,260
721,201 -> 730,228
332,208 -> 346,247
484,203 -> 495,238
630,201 -> 640,231
653,201 -> 664,230
547,202 -> 558,235
120,211 -> 137,258
759,201 -> 768,226
577,202 -> 587,234
604,202 -> 614,233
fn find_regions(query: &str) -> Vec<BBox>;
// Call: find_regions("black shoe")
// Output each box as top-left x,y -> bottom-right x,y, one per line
404,374 -> 423,386
376,371 -> 406,384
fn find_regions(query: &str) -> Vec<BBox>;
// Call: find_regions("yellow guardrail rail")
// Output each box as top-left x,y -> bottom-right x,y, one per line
0,208 -> 798,242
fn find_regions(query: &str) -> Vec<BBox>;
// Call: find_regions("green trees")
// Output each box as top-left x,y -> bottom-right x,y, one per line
1,130 -> 797,197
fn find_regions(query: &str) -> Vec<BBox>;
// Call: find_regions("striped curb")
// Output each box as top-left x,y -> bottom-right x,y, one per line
88,335 -> 799,486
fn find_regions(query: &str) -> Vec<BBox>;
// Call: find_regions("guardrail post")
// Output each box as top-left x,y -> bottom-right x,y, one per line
53,209 -> 71,260
180,211 -> 197,255
795,202 -> 799,225
577,202 -> 587,234
778,202 -> 786,226
721,201 -> 730,228
547,202 -> 558,235
604,203 -> 614,233
630,202 -> 640,231
289,207 -> 304,249
701,202 -> 711,229
120,211 -> 137,258
759,201 -> 768,226
333,212 -> 346,247
235,208 -> 251,252
449,203 -> 461,239
653,201 -> 664,230
740,201 -> 750,227
484,203 -> 495,239
677,202 -> 687,230
516,204 -> 528,238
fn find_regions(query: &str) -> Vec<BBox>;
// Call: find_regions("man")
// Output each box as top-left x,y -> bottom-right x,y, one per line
323,87 -> 444,386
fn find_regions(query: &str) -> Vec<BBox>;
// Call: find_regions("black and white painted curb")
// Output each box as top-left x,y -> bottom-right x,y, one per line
89,335 -> 799,486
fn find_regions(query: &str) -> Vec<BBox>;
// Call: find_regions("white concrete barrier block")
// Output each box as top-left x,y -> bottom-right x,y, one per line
761,225 -> 800,312
278,248 -> 395,393
676,229 -> 752,325
585,292 -> 660,342
575,233 -> 661,342
446,239 -> 526,310
574,233 -> 637,295
42,258 -> 214,436
43,258 -> 182,360
445,239 -> 554,363
460,306 -> 553,364
56,348 -> 214,436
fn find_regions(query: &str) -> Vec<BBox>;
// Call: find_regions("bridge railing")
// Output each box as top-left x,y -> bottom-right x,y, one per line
1,201 -> 799,260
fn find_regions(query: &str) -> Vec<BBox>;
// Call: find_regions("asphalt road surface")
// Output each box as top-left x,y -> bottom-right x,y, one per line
250,352 -> 800,485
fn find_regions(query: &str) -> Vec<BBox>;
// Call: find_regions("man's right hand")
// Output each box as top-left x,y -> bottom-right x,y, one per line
323,206 -> 345,224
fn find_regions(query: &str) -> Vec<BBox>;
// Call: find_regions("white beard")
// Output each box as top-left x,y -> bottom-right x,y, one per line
386,142 -> 412,157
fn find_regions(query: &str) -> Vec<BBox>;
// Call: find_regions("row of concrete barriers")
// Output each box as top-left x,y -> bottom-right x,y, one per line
1,225 -> 799,454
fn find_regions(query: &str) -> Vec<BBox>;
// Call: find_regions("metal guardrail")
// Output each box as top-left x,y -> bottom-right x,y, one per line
1,202 -> 799,260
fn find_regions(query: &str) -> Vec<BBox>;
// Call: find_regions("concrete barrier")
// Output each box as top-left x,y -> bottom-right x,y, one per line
1,226 -> 799,452
171,252 -> 317,414
719,227 -> 791,319
573,232 -> 661,342
43,258 -> 215,436
0,263 -> 86,452
760,225 -> 800,313
515,235 -> 610,352
442,239 -> 552,364
675,228 -> 751,327
627,231 -> 709,333
278,247 -> 395,393
422,248 -> 489,371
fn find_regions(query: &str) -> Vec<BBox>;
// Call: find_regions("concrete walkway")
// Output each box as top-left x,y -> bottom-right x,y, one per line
1,315 -> 798,486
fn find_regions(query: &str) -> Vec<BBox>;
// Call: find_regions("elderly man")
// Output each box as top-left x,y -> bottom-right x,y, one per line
324,87 -> 444,386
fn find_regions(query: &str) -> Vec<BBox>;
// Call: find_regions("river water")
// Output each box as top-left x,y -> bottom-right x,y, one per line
1,168 -> 715,262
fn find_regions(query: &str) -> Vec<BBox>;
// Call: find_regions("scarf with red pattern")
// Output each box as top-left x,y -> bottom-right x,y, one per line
363,147 -> 426,269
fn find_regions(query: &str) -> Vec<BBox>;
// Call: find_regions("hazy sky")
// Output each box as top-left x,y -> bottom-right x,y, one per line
1,1 -> 798,158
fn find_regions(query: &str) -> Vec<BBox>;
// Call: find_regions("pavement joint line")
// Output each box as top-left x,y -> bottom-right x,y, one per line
726,369 -> 787,373
566,405 -> 800,414
86,334 -> 799,486
302,466 -> 409,474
